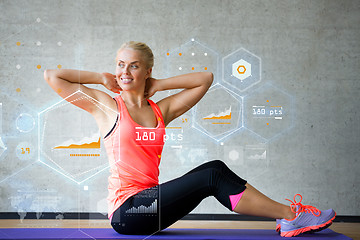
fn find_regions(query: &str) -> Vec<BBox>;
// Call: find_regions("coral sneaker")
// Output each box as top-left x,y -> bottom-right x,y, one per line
276,219 -> 281,233
279,194 -> 336,237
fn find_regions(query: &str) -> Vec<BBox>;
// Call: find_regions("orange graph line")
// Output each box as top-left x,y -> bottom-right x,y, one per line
203,112 -> 232,120
54,137 -> 101,149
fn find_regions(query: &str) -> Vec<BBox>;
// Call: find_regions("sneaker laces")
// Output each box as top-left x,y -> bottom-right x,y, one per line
286,194 -> 321,217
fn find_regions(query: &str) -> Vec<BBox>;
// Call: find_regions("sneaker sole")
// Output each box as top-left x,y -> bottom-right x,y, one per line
280,212 -> 336,237
278,220 -> 334,235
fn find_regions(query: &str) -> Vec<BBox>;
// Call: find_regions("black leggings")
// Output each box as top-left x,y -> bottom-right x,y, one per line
111,160 -> 247,235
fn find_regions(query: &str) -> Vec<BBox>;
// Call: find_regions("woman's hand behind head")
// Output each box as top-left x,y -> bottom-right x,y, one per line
102,72 -> 122,94
144,77 -> 159,99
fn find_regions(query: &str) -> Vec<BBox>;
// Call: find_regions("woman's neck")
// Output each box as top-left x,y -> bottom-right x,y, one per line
121,92 -> 148,108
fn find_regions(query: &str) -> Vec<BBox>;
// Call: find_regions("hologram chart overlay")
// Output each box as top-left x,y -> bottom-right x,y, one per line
39,91 -> 109,184
124,186 -> 159,216
125,199 -> 157,214
244,84 -> 294,141
194,85 -> 242,141
165,39 -> 294,144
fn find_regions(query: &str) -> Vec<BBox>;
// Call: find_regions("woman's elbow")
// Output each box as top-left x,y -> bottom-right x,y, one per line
44,69 -> 55,83
44,69 -> 50,81
205,72 -> 214,86
209,72 -> 214,81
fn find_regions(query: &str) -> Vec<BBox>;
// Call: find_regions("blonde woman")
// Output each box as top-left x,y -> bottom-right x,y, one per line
44,41 -> 335,237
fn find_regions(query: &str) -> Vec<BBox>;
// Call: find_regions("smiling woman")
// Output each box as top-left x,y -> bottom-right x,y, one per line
114,47 -> 152,97
43,41 -> 335,237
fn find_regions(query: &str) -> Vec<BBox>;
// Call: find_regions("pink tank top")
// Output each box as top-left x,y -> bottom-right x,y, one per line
103,95 -> 166,219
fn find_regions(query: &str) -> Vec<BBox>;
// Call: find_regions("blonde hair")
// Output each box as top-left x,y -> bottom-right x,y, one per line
115,41 -> 154,69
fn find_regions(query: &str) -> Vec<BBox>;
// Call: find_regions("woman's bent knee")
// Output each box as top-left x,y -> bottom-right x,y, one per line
208,159 -> 227,168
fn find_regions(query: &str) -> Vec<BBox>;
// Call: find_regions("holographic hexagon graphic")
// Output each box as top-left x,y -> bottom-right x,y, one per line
166,38 -> 219,82
193,84 -> 243,142
232,59 -> 252,81
38,90 -> 114,184
243,83 -> 294,141
223,48 -> 261,93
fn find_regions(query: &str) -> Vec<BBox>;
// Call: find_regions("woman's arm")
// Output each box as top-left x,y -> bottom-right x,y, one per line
44,69 -> 119,114
150,72 -> 213,126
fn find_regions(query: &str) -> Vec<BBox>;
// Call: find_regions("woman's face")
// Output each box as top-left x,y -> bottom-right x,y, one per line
115,48 -> 152,92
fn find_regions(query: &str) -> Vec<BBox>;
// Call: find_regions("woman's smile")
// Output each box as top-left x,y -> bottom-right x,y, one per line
120,77 -> 134,84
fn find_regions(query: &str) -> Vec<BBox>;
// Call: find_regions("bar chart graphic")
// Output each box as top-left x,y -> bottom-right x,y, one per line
125,199 -> 158,214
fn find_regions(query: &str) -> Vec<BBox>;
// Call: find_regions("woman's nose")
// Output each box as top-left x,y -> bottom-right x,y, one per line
123,66 -> 130,74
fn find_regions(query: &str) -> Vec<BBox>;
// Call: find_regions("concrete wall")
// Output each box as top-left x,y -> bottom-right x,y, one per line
0,0 -> 359,220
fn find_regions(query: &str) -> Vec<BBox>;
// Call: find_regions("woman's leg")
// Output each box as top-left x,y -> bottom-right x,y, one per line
159,166 -> 247,230
112,160 -> 294,235
233,183 -> 295,220
182,160 -> 295,219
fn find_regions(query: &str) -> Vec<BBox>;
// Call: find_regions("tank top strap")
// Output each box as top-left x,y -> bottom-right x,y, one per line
103,96 -> 121,140
114,95 -> 123,119
147,99 -> 164,124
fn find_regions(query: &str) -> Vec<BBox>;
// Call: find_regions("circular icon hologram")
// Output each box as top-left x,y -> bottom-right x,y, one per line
16,113 -> 35,133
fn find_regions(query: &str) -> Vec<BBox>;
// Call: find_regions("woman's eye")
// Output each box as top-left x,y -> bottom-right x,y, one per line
131,65 -> 138,69
118,63 -> 125,67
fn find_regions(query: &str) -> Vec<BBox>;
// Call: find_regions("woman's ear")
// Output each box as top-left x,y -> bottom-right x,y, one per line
146,68 -> 152,78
